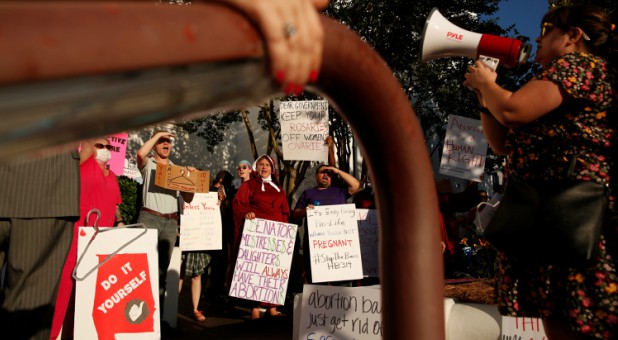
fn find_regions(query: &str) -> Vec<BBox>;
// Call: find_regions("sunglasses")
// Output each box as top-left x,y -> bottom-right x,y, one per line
237,165 -> 249,170
94,143 -> 114,151
157,138 -> 172,144
541,22 -> 590,41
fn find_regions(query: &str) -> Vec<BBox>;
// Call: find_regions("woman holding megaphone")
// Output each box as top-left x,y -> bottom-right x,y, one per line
464,5 -> 617,340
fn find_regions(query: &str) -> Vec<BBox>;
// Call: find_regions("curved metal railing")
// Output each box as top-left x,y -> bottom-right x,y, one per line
0,2 -> 443,339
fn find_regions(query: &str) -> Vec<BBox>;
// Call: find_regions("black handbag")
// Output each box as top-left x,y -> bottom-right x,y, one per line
484,175 -> 607,266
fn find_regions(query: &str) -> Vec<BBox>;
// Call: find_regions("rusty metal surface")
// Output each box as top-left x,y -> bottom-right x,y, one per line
0,1 -> 263,85
0,2 -> 443,339
0,2 -> 276,159
312,17 -> 443,340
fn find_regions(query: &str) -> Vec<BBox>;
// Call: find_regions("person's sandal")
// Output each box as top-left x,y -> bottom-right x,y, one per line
193,310 -> 206,322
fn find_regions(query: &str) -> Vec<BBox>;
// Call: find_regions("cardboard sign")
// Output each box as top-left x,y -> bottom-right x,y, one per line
180,192 -> 223,251
439,115 -> 488,182
74,226 -> 160,340
299,284 -> 382,340
229,218 -> 298,305
107,133 -> 128,177
356,209 -> 379,278
306,204 -> 364,283
502,316 -> 547,340
154,163 -> 210,193
279,100 -> 329,162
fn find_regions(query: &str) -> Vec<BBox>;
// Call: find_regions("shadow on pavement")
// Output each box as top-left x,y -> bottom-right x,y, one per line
164,280 -> 295,340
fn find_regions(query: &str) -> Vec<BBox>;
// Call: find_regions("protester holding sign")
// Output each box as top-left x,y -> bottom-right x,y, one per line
232,154 -> 291,319
464,5 -> 617,339
293,163 -> 360,283
136,130 -> 195,320
50,137 -> 124,339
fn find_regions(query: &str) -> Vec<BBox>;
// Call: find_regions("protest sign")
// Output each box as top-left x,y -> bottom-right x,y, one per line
439,115 -> 488,182
123,155 -> 142,181
74,226 -> 159,340
356,209 -> 379,278
306,204 -> 363,283
279,100 -> 329,161
229,218 -> 298,305
107,133 -> 128,177
299,284 -> 382,340
180,192 -> 222,251
502,316 -> 547,340
155,163 -> 210,193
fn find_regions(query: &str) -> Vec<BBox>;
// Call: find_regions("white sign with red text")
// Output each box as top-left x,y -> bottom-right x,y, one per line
180,192 -> 222,251
502,316 -> 547,340
306,204 -> 363,283
74,226 -> 160,340
279,100 -> 329,162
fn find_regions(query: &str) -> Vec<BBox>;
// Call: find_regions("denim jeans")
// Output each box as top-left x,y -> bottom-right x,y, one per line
137,210 -> 178,307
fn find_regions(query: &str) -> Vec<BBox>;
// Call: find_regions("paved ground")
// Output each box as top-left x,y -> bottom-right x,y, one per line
165,281 -> 295,340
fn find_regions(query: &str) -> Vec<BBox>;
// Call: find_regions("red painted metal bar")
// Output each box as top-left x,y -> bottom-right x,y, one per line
0,2 -> 443,339
0,1 -> 263,84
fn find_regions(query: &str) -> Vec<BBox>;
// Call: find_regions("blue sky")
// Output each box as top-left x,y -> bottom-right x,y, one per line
492,0 -> 551,54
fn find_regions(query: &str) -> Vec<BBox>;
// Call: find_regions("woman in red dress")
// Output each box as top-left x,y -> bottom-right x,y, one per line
232,154 -> 290,319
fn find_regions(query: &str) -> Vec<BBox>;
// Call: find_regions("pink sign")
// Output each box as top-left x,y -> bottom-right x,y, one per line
107,133 -> 128,176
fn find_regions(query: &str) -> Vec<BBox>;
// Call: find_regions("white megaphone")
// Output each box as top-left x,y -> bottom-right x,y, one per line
421,8 -> 531,70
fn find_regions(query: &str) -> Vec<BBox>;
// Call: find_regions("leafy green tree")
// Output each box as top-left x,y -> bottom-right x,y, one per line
117,175 -> 139,224
322,0 -> 542,174
181,110 -> 243,153
183,0 -> 616,199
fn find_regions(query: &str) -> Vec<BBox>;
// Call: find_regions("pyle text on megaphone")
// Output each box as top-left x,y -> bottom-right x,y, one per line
420,8 -> 531,71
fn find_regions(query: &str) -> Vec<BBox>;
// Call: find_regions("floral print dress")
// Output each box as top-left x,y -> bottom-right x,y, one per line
497,52 -> 618,339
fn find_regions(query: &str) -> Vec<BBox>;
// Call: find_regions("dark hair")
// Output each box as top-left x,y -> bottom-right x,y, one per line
316,164 -> 328,174
542,5 -> 617,88
214,170 -> 233,188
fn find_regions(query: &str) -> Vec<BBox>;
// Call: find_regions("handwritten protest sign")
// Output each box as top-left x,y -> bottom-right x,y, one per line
306,204 -> 363,283
180,192 -> 222,251
123,155 -> 142,181
229,218 -> 297,305
299,284 -> 382,340
439,115 -> 488,182
502,316 -> 547,340
279,100 -> 329,161
74,226 -> 160,339
107,133 -> 128,177
155,163 -> 210,193
356,209 -> 379,278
